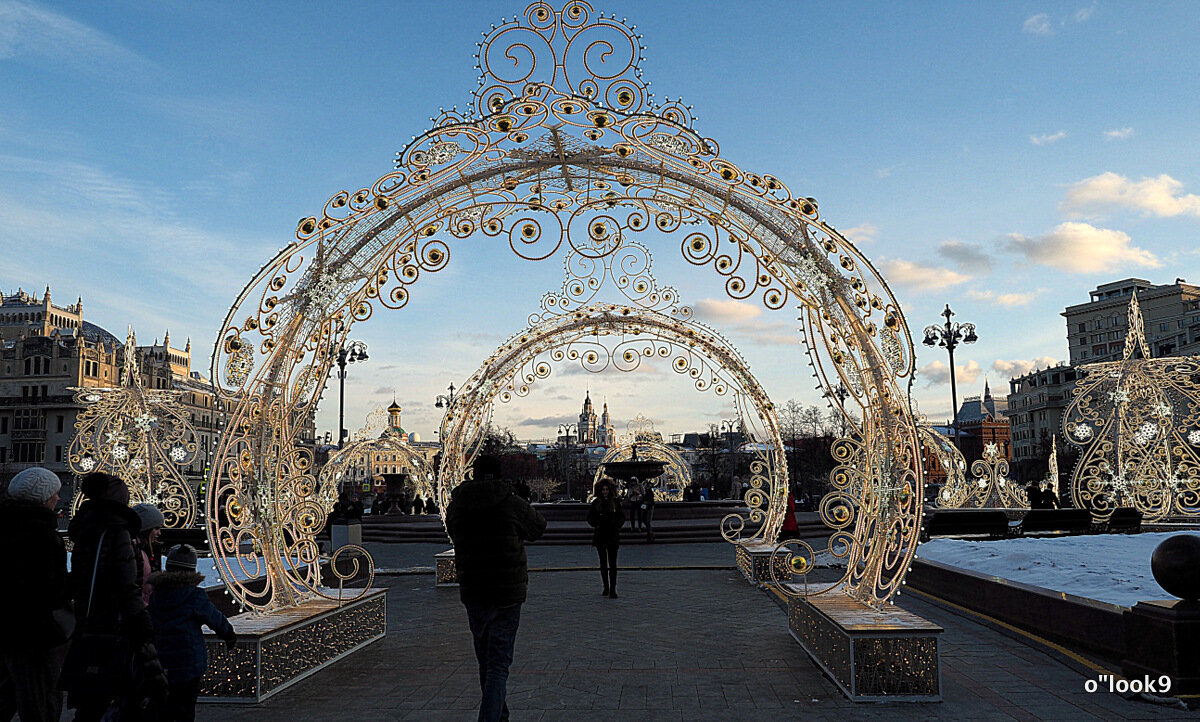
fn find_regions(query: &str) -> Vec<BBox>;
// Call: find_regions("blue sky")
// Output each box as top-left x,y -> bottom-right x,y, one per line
3,1 -> 1199,442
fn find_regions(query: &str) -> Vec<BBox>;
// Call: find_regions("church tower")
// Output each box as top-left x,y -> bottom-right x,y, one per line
579,390 -> 598,444
599,400 -> 614,446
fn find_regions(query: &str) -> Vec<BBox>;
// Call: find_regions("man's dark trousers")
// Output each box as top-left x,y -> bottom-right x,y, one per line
466,602 -> 521,722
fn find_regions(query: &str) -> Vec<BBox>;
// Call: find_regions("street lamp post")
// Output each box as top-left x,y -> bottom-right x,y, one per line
822,383 -> 850,438
558,423 -> 578,500
719,418 -> 738,497
334,340 -> 369,449
434,382 -> 457,411
923,304 -> 978,448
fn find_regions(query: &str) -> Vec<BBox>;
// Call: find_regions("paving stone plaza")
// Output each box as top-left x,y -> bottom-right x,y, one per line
192,543 -> 1194,721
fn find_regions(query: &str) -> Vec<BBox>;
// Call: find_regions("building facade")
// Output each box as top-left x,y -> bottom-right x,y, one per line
1063,277 -> 1200,365
1006,363 -> 1078,475
953,381 -> 1011,466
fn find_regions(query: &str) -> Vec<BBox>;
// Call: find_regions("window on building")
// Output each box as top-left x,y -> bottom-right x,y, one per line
56,415 -> 64,433
0,417 -> 6,434
1080,351 -> 1088,360
1077,323 -> 1086,333
54,445 -> 62,462
13,442 -> 44,463
0,448 -> 5,463
1160,323 -> 1170,332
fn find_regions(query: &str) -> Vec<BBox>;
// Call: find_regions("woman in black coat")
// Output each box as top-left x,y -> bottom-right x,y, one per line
587,479 -> 625,598
65,472 -> 166,722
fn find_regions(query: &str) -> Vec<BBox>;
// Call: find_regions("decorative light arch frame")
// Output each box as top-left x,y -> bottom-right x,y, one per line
208,0 -> 922,611
438,302 -> 782,521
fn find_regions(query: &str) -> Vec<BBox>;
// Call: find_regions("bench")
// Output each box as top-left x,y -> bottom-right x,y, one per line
1016,508 -> 1094,536
921,510 -> 1011,541
1107,507 -> 1143,533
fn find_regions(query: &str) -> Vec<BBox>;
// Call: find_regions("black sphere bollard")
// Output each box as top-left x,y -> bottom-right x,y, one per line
1151,534 -> 1200,602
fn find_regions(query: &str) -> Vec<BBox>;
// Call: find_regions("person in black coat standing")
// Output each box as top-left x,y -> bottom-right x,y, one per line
445,455 -> 546,722
64,472 -> 166,722
587,478 -> 625,599
0,466 -> 71,722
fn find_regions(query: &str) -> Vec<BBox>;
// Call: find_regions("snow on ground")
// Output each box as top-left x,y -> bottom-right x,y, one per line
916,532 -> 1197,608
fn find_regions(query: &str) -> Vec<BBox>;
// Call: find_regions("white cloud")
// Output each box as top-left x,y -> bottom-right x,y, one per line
1030,130 -> 1067,146
1023,13 -> 1054,36
879,259 -> 972,292
875,166 -> 897,179
1006,222 -> 1160,273
1074,5 -> 1096,22
1104,127 -> 1135,141
0,0 -> 156,77
966,290 -> 1041,307
918,359 -> 983,387
841,223 -> 878,245
992,357 -> 1062,377
692,298 -> 762,323
937,240 -> 994,272
1062,172 -> 1200,218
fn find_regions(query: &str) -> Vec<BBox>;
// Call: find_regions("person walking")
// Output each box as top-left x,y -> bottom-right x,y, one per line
626,480 -> 642,531
63,472 -> 166,722
132,503 -> 165,606
148,544 -> 237,722
587,479 -> 625,598
642,483 -> 656,543
446,455 -> 547,722
0,467 -> 72,722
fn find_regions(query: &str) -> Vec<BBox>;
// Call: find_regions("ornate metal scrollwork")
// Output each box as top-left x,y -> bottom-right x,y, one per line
69,330 -> 199,528
208,0 -> 921,610
1064,294 -> 1200,521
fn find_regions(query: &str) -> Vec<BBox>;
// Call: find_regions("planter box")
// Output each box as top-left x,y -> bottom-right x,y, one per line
786,587 -> 943,702
435,548 -> 458,587
200,588 -> 386,702
734,541 -> 791,585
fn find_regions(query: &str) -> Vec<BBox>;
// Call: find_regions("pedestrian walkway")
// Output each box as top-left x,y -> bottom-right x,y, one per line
192,543 -> 1192,721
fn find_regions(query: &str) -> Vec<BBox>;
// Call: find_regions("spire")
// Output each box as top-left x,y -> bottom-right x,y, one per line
44,285 -> 50,303
983,377 -> 991,399
164,329 -> 170,347
185,337 -> 191,352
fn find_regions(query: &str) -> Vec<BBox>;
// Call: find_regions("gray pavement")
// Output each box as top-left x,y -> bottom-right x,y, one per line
193,543 -> 1194,721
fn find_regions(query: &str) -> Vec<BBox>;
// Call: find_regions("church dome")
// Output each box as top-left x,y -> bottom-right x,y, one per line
388,399 -> 402,413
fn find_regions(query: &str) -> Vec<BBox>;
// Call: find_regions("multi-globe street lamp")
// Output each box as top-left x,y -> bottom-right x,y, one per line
334,340 -> 369,449
558,423 -> 579,500
922,304 -> 978,448
434,382 -> 457,411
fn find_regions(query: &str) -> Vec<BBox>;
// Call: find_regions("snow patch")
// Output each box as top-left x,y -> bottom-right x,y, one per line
916,532 -> 1194,607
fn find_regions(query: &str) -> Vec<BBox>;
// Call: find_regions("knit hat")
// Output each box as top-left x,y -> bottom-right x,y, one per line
166,544 -> 198,571
133,503 -> 165,532
80,472 -> 130,506
7,467 -> 62,504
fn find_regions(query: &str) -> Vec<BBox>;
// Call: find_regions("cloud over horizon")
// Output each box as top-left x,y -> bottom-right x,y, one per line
880,259 -> 972,292
937,240 -> 994,272
1062,172 -> 1200,218
918,359 -> 983,386
1006,222 -> 1160,273
992,356 -> 1063,377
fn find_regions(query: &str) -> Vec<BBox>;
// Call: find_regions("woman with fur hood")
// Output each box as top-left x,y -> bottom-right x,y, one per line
148,544 -> 237,722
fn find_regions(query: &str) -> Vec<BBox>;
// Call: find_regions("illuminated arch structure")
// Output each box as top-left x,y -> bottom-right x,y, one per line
69,329 -> 199,528
1064,294 -> 1200,522
209,0 -> 921,611
318,408 -> 436,510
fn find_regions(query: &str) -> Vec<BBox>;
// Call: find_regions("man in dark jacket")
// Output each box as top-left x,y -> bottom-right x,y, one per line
445,455 -> 546,722
0,466 -> 70,722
